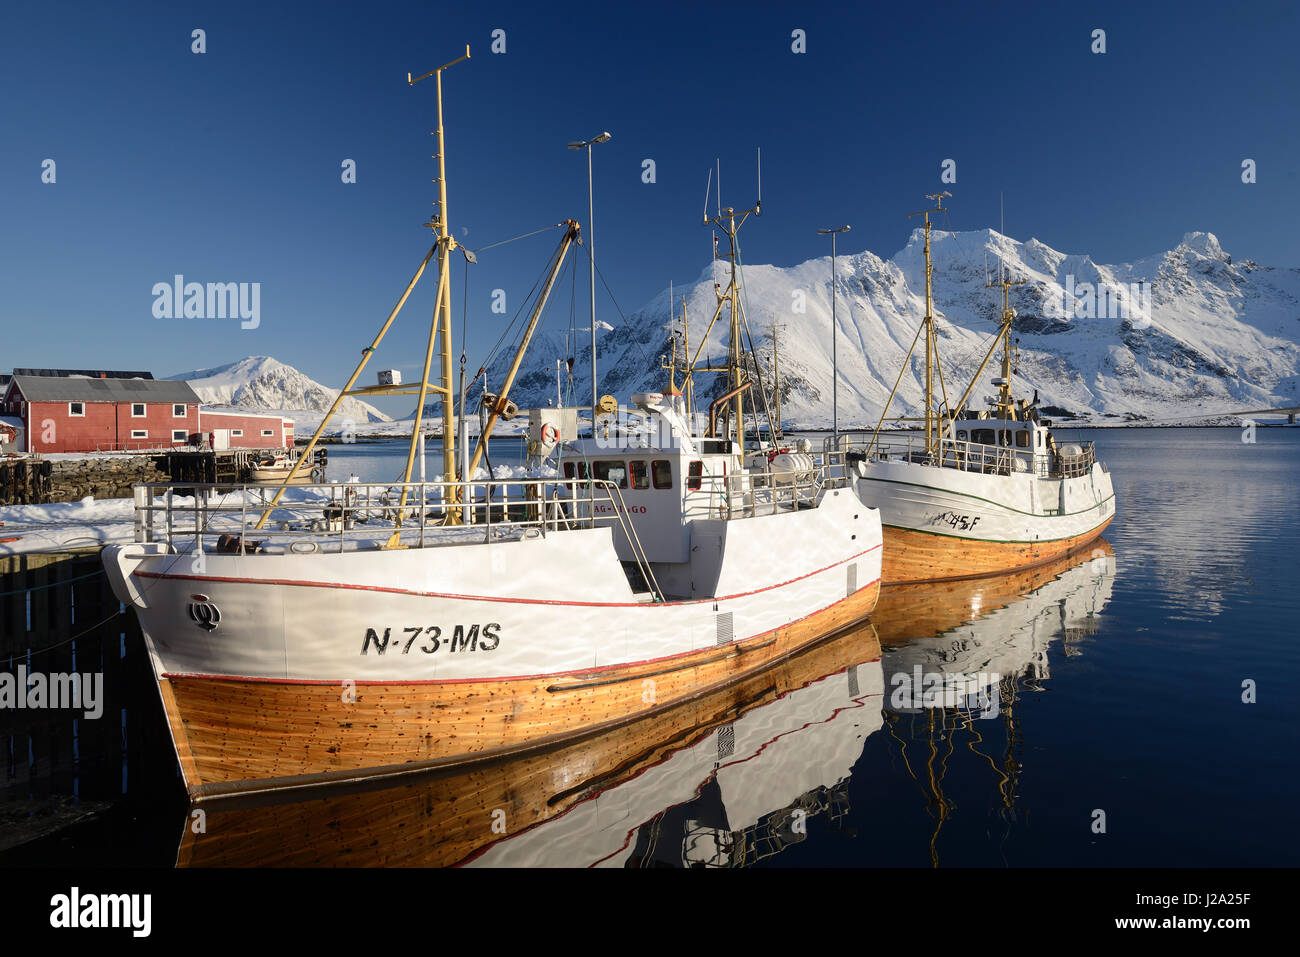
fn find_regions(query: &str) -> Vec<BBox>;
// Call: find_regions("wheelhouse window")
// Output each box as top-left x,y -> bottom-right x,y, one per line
173,403 -> 187,417
972,429 -> 994,445
687,460 -> 703,491
131,403 -> 146,417
1015,430 -> 1031,448
629,460 -> 649,490
956,430 -> 968,441
593,460 -> 628,489
68,402 -> 85,417
652,460 -> 672,489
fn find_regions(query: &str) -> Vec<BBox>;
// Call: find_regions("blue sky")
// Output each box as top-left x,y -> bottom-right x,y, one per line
3,0 -> 1297,415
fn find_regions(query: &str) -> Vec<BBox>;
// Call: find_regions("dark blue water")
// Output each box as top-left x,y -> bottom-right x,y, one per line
3,427 -> 1297,867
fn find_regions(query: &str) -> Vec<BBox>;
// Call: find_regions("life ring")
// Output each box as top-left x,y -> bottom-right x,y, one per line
540,423 -> 560,445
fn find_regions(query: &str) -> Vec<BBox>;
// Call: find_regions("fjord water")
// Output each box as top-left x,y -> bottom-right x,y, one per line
2,428 -> 1296,867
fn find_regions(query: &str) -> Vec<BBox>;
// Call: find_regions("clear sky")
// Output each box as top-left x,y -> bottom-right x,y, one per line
3,0 -> 1297,415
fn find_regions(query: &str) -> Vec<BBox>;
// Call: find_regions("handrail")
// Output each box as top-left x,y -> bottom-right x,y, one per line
827,431 -> 1096,479
602,484 -> 665,602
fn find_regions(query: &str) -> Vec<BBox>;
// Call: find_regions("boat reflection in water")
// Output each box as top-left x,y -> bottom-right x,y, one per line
872,541 -> 1117,865
177,617 -> 886,868
177,543 -> 1114,867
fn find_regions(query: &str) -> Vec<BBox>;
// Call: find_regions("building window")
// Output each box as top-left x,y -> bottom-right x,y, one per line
173,403 -> 186,417
231,429 -> 243,437
69,402 -> 85,417
687,461 -> 703,491
172,430 -> 187,443
131,403 -> 146,417
131,430 -> 148,439
629,460 -> 649,490
261,429 -> 274,437
652,460 -> 673,489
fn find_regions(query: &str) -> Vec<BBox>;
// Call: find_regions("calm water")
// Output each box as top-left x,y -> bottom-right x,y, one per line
2,427 -> 1297,867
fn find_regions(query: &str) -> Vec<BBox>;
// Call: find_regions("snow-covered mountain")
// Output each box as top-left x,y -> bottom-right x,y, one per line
473,230 -> 1300,426
169,356 -> 391,425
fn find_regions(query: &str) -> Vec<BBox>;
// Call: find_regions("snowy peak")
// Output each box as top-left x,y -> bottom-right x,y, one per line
477,227 -> 1300,426
169,356 -> 392,423
1179,231 -> 1226,260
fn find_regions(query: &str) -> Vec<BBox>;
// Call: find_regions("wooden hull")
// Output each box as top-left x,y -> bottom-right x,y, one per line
175,616 -> 884,867
163,578 -> 881,802
871,539 -> 1115,645
880,516 -> 1112,584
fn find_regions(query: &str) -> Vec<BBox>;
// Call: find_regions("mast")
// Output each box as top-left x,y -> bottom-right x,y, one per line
682,154 -> 773,446
986,271 -> 1026,421
771,321 -> 782,435
252,46 -> 470,534
907,191 -> 950,454
406,49 -> 468,491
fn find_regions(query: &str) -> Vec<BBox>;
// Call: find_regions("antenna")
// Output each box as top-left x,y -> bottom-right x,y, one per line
1000,192 -> 1006,284
756,146 -> 762,213
716,157 -> 721,217
701,167 -> 713,224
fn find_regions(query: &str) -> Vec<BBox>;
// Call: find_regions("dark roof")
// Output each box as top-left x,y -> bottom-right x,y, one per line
13,367 -> 155,380
8,374 -> 200,404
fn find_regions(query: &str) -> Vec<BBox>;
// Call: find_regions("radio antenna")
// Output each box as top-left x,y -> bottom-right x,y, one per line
701,167 -> 712,224
716,157 -> 721,217
756,147 -> 762,213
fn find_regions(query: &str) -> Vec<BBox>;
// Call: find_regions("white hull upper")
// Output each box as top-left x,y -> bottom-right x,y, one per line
855,456 -> 1114,546
104,486 -> 881,685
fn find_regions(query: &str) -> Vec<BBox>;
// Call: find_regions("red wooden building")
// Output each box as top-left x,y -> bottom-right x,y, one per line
2,374 -> 202,453
1,373 -> 294,453
199,409 -> 294,450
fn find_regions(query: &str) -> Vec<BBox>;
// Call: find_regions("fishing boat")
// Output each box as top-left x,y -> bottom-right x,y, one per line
175,616 -> 884,867
246,452 -> 315,485
837,195 -> 1115,583
100,48 -> 883,803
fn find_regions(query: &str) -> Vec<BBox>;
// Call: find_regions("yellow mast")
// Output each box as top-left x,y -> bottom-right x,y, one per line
907,191 -> 950,454
254,46 -> 469,534
404,47 -> 470,507
986,272 -> 1026,421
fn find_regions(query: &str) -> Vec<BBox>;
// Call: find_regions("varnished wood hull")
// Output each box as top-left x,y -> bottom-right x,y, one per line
162,578 -> 881,803
871,539 -> 1115,645
880,517 -> 1112,584
175,616 -> 884,867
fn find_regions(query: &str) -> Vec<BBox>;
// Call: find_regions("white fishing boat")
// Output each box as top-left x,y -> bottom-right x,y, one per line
837,195 -> 1115,583
100,49 -> 883,802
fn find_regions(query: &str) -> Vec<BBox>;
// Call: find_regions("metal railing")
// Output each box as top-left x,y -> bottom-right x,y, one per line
684,463 -> 824,520
824,432 -> 1097,479
130,476 -> 665,600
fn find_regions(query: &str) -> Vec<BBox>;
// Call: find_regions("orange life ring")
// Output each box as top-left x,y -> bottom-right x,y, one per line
540,423 -> 560,444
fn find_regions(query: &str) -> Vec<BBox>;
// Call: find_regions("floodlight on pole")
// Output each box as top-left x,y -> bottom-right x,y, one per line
818,225 -> 852,441
569,132 -> 613,422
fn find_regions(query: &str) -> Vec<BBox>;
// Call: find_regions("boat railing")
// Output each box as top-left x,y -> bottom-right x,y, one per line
686,464 -> 823,520
823,432 -> 1097,479
130,476 -> 641,552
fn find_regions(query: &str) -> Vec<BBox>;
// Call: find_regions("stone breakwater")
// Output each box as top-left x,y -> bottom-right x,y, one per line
0,456 -> 169,506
